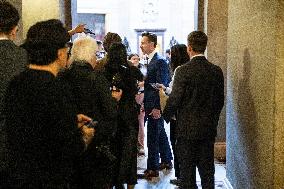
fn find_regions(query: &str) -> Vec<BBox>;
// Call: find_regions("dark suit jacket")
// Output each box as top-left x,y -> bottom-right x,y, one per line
3,69 -> 84,187
144,52 -> 171,111
0,40 -> 27,120
0,40 -> 27,184
163,56 -> 224,140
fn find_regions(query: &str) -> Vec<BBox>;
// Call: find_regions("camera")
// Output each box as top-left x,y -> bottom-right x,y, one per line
84,28 -> 96,36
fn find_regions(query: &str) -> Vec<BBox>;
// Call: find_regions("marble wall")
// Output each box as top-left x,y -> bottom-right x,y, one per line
7,0 -> 71,43
273,1 -> 284,188
22,0 -> 60,37
226,0 -> 284,188
204,0 -> 228,143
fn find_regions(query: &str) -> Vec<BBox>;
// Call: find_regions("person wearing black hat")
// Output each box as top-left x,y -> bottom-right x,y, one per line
2,19 -> 94,188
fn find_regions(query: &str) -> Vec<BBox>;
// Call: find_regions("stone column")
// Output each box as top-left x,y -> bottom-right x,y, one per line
200,0 -> 228,160
22,0 -> 61,36
5,0 -> 71,43
195,0 -> 204,31
59,0 -> 72,31
226,0 -> 284,188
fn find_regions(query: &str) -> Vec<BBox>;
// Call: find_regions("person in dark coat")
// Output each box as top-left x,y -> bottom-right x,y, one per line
163,31 -> 224,189
104,42 -> 139,189
59,34 -> 120,189
0,3 -> 27,183
94,32 -> 122,71
128,53 -> 145,156
2,19 -> 94,189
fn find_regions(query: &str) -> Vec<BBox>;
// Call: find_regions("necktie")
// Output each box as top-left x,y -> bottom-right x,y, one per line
145,56 -> 149,67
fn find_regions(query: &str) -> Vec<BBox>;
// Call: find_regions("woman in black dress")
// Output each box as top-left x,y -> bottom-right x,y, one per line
2,19 -> 94,189
104,43 -> 139,189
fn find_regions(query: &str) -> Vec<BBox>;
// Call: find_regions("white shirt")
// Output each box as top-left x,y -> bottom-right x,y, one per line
146,50 -> 156,64
164,66 -> 182,95
190,54 -> 205,60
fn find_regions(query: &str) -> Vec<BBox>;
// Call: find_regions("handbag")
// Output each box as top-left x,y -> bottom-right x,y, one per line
159,88 -> 169,112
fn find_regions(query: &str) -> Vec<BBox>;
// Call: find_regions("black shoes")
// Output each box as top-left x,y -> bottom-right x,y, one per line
159,162 -> 173,170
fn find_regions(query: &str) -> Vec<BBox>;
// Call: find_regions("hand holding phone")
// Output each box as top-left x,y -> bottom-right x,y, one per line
149,83 -> 159,90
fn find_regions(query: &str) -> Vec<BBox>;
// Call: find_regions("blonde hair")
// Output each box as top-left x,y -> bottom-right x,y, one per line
70,34 -> 98,63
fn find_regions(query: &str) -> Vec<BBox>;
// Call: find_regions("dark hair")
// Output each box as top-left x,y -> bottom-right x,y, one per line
22,19 -> 70,65
166,49 -> 170,54
187,31 -> 208,53
105,42 -> 137,98
103,32 -> 122,52
96,40 -> 102,45
106,42 -> 128,74
170,44 -> 190,72
128,53 -> 139,60
141,32 -> 157,47
0,1 -> 20,34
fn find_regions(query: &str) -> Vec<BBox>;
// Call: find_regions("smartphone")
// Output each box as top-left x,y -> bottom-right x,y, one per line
149,83 -> 159,90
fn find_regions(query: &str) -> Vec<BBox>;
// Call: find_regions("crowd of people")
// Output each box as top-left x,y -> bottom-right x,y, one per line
0,1 -> 224,189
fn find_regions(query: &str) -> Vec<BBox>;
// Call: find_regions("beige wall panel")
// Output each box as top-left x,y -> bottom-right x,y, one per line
22,0 -> 60,36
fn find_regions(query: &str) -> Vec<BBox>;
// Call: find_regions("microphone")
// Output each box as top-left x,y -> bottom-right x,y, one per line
84,28 -> 96,36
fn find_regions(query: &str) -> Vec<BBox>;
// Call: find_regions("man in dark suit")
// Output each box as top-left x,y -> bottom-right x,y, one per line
0,1 -> 27,118
163,31 -> 224,188
140,32 -> 173,178
0,2 -> 27,185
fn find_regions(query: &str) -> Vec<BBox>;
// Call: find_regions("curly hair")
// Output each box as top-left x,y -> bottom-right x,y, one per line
103,32 -> 122,53
106,42 -> 128,74
70,34 -> 98,63
105,42 -> 137,98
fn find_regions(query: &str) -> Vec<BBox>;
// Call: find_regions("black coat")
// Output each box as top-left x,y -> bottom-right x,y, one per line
104,63 -> 139,185
163,56 -> 224,140
0,40 -> 27,117
2,69 -> 84,188
0,40 -> 27,186
59,61 -> 118,188
60,61 -> 118,141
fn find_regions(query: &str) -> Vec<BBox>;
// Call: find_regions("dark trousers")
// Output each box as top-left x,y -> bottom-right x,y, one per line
177,137 -> 215,189
146,116 -> 172,170
169,119 -> 180,178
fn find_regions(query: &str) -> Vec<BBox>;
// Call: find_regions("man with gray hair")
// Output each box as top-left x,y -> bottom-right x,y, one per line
59,34 -> 121,189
